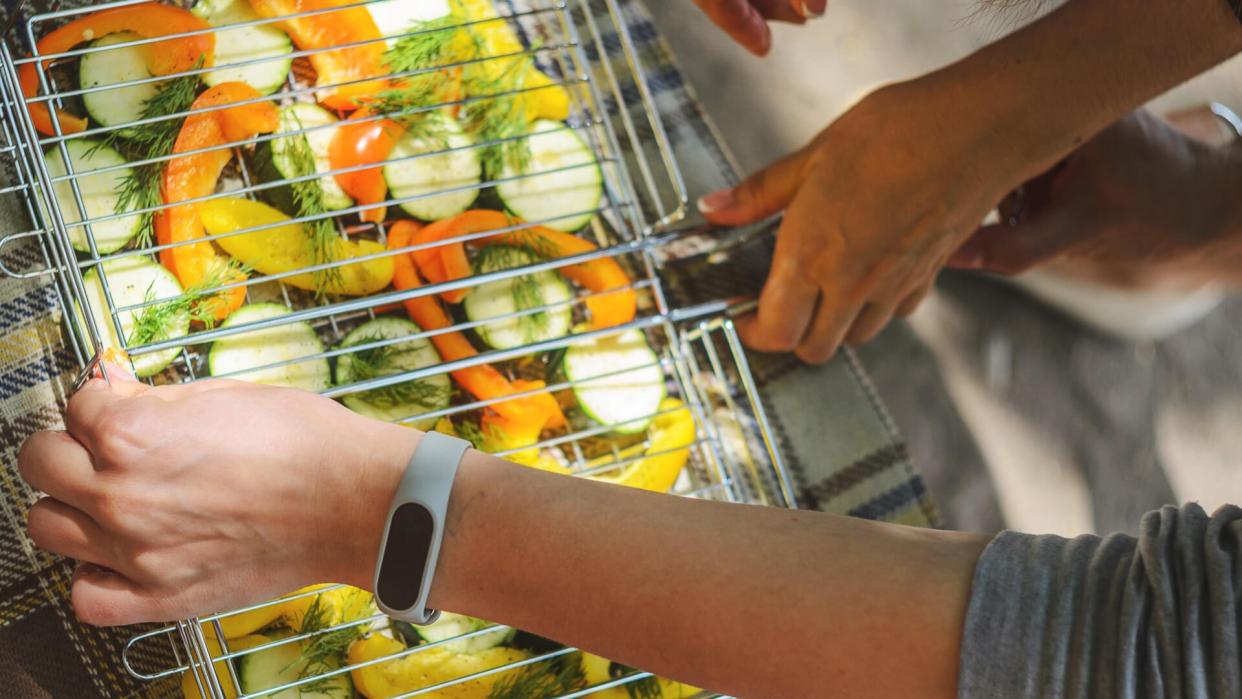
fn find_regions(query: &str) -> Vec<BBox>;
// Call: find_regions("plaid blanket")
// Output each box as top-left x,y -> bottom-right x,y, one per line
0,1 -> 935,696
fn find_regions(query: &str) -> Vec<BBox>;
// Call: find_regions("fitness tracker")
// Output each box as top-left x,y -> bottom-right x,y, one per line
372,431 -> 471,624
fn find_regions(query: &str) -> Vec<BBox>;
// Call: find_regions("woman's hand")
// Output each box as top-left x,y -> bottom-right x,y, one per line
950,110 -> 1242,286
698,80 -> 1026,363
18,368 -> 413,626
692,0 -> 827,56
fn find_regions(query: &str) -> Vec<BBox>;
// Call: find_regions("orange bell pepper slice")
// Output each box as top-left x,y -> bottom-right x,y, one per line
418,210 -> 638,329
19,3 -> 214,136
247,0 -> 387,111
388,221 -> 560,429
329,108 -> 402,224
156,83 -> 279,321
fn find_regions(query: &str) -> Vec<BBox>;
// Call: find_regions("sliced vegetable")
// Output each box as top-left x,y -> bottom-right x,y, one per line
80,256 -> 188,378
368,0 -> 452,49
348,634 -> 531,699
283,585 -> 375,633
334,317 -> 450,428
181,634 -> 270,699
563,329 -> 665,435
495,120 -> 602,232
193,0 -> 294,95
19,3 -> 214,136
387,221 -> 562,431
78,32 -> 159,136
207,587 -> 322,640
44,139 -> 143,254
580,654 -> 702,699
247,0 -> 388,111
156,82 -> 279,320
462,246 -> 573,349
208,303 -> 331,391
426,210 -> 637,330
593,399 -> 695,492
263,103 -> 355,211
237,636 -> 352,698
384,114 -> 482,221
329,107 -> 402,224
197,197 -> 394,295
414,613 -> 515,654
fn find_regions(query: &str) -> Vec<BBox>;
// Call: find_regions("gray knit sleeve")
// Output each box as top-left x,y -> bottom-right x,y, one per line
959,504 -> 1242,698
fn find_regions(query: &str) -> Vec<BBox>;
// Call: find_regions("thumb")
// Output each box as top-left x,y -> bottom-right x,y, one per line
697,146 -> 814,227
949,210 -> 1077,276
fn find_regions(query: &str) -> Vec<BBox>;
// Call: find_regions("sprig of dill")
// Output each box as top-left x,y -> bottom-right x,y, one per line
460,51 -> 534,176
296,595 -> 364,697
486,653 -> 586,699
475,245 -> 551,336
97,65 -> 202,247
344,335 -> 451,410
384,15 -> 461,74
125,260 -> 244,347
282,112 -> 343,299
625,676 -> 664,699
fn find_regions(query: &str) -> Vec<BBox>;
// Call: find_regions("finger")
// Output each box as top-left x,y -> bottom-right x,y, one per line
692,0 -> 772,55
64,379 -> 134,443
697,146 -> 814,226
845,291 -> 905,347
949,209 -> 1077,276
27,498 -> 114,568
794,293 -> 862,365
750,0 -> 805,23
895,282 -> 934,318
791,0 -> 828,20
18,431 -> 99,511
72,564 -> 164,627
737,269 -> 819,353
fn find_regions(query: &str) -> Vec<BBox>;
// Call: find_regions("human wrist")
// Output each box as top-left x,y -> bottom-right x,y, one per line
1202,143 -> 1242,274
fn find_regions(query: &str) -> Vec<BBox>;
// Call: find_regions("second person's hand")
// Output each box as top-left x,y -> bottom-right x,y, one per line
692,0 -> 827,56
698,79 -> 1028,364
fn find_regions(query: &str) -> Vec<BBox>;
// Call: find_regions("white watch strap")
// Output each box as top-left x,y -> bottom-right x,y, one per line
373,431 -> 471,624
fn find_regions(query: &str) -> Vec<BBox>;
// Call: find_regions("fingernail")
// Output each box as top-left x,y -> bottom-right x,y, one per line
796,0 -> 828,19
697,188 -> 736,214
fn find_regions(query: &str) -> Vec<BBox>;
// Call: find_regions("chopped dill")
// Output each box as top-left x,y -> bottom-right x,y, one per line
125,260 -> 244,347
454,418 -> 488,450
97,64 -> 202,247
460,51 -> 534,176
282,111 -> 343,299
344,334 -> 451,410
618,668 -> 663,699
487,653 -> 586,699
384,15 -> 461,75
296,593 -> 367,697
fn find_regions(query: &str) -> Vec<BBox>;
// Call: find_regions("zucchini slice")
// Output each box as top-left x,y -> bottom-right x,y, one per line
563,329 -> 666,434
369,0 -> 452,48
334,317 -> 451,428
415,613 -> 515,654
237,638 -> 352,698
462,246 -> 573,350
192,0 -> 294,96
495,119 -> 603,232
78,32 -> 159,137
44,139 -> 143,254
208,303 -> 331,391
262,103 -> 355,212
384,115 -> 482,221
80,256 -> 189,378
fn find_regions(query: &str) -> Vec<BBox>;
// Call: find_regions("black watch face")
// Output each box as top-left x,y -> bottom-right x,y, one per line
377,502 -> 436,612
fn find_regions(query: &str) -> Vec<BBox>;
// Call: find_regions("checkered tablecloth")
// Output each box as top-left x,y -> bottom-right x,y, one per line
0,1 -> 935,696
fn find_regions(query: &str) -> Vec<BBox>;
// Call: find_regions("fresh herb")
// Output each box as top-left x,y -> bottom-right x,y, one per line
282,112 -> 343,298
344,335 -> 451,410
296,593 -> 367,697
486,653 -> 586,699
125,260 -> 244,347
625,676 -> 663,699
97,65 -> 202,246
455,418 -> 488,450
460,51 -> 533,177
384,15 -> 461,75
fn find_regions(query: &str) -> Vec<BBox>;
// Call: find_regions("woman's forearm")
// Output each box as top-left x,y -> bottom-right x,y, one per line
355,427 -> 990,698
939,0 -> 1242,180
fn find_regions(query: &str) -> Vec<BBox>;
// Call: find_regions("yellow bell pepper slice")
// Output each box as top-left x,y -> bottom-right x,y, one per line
197,584 -> 330,640
521,68 -> 571,122
349,635 -> 533,699
284,585 -> 376,633
196,197 -> 394,296
180,634 -> 270,699
591,399 -> 696,493
580,653 -> 702,698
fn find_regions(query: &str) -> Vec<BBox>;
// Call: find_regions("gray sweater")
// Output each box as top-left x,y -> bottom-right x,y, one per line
960,504 -> 1241,698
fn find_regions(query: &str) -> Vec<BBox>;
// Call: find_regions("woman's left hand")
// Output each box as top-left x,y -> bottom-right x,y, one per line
692,0 -> 827,56
18,368 -> 413,626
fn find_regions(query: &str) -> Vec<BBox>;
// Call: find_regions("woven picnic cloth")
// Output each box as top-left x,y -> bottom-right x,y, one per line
0,0 -> 935,696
